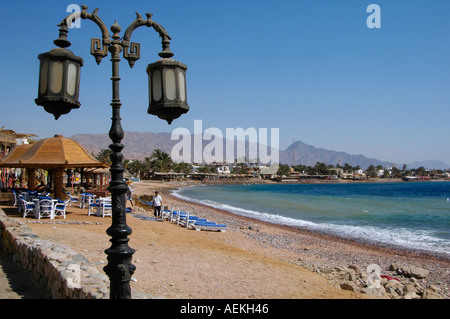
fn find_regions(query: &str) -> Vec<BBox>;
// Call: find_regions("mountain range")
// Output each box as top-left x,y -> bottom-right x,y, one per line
70,131 -> 449,170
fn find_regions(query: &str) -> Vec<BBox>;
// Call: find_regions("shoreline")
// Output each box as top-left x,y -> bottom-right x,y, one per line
132,180 -> 449,298
172,190 -> 450,262
165,180 -> 450,262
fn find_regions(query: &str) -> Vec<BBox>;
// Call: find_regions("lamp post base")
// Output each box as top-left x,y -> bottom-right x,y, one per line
104,239 -> 136,299
103,192 -> 136,299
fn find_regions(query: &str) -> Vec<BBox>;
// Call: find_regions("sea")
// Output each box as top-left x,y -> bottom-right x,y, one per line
173,181 -> 450,255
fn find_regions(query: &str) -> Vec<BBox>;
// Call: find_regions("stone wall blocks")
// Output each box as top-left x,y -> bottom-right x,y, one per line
0,209 -> 111,299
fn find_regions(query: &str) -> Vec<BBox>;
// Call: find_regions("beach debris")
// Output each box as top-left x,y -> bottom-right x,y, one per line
380,275 -> 400,281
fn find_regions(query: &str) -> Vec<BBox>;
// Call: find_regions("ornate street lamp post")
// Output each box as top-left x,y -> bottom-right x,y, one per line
35,5 -> 189,299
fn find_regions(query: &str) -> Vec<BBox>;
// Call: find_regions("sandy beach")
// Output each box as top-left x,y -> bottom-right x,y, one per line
3,180 -> 449,299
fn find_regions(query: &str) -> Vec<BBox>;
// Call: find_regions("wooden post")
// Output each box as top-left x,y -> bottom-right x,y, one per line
27,168 -> 37,190
53,168 -> 64,199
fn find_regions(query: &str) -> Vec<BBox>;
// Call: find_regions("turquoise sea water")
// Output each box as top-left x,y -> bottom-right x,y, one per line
174,182 -> 450,255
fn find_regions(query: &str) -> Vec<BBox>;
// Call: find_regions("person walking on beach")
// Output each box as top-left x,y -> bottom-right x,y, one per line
153,191 -> 163,217
126,181 -> 134,211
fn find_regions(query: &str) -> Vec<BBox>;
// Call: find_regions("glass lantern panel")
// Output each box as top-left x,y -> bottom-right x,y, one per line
148,73 -> 152,104
165,69 -> 177,100
178,71 -> 186,102
152,70 -> 162,101
39,61 -> 48,94
49,61 -> 64,94
67,63 -> 77,95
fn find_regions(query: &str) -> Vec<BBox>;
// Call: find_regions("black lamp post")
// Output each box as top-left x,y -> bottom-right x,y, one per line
35,5 -> 189,299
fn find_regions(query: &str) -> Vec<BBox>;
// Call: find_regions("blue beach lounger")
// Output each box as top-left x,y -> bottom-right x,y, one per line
164,208 -> 228,232
178,213 -> 207,228
191,221 -> 228,232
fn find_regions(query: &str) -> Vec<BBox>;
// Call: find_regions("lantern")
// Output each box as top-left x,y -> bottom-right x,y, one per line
35,46 -> 83,119
146,58 -> 189,124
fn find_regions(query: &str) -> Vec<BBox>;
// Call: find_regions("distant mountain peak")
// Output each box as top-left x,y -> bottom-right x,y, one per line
282,140 -> 390,169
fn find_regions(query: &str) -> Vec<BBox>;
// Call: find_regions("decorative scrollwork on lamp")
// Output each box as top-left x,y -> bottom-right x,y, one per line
90,38 -> 109,65
123,42 -> 141,68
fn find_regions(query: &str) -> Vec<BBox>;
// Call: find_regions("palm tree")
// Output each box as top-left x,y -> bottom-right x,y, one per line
366,165 -> 377,178
416,166 -> 426,176
150,149 -> 173,172
343,163 -> 353,173
95,149 -> 112,166
127,160 -> 144,178
141,157 -> 153,179
173,162 -> 193,174
277,164 -> 290,176
313,162 -> 330,175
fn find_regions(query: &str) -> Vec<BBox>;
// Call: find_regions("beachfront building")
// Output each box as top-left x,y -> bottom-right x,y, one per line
258,165 -> 278,180
216,163 -> 231,175
0,129 -> 16,160
191,162 -> 233,175
352,169 -> 366,179
329,167 -> 344,178
0,128 -> 36,160
0,128 -> 38,189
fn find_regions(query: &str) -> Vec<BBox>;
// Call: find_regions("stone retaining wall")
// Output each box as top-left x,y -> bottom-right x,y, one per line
0,209 -> 109,299
0,192 -> 13,203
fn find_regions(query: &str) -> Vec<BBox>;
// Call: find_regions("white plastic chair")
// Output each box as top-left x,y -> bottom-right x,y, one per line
12,190 -> 19,207
100,199 -> 112,218
38,199 -> 54,219
87,197 -> 99,216
78,194 -> 85,208
54,199 -> 69,219
20,198 -> 36,218
81,194 -> 96,209
161,207 -> 172,220
17,195 -> 25,214
67,192 -> 79,207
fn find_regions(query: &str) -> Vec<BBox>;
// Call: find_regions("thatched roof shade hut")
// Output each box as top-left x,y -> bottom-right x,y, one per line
0,135 -> 108,198
0,144 -> 32,165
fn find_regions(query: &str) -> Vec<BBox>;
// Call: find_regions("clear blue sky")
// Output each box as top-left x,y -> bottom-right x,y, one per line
1,0 -> 449,166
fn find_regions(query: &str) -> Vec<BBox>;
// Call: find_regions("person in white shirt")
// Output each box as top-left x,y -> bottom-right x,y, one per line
126,181 -> 134,211
153,191 -> 163,217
